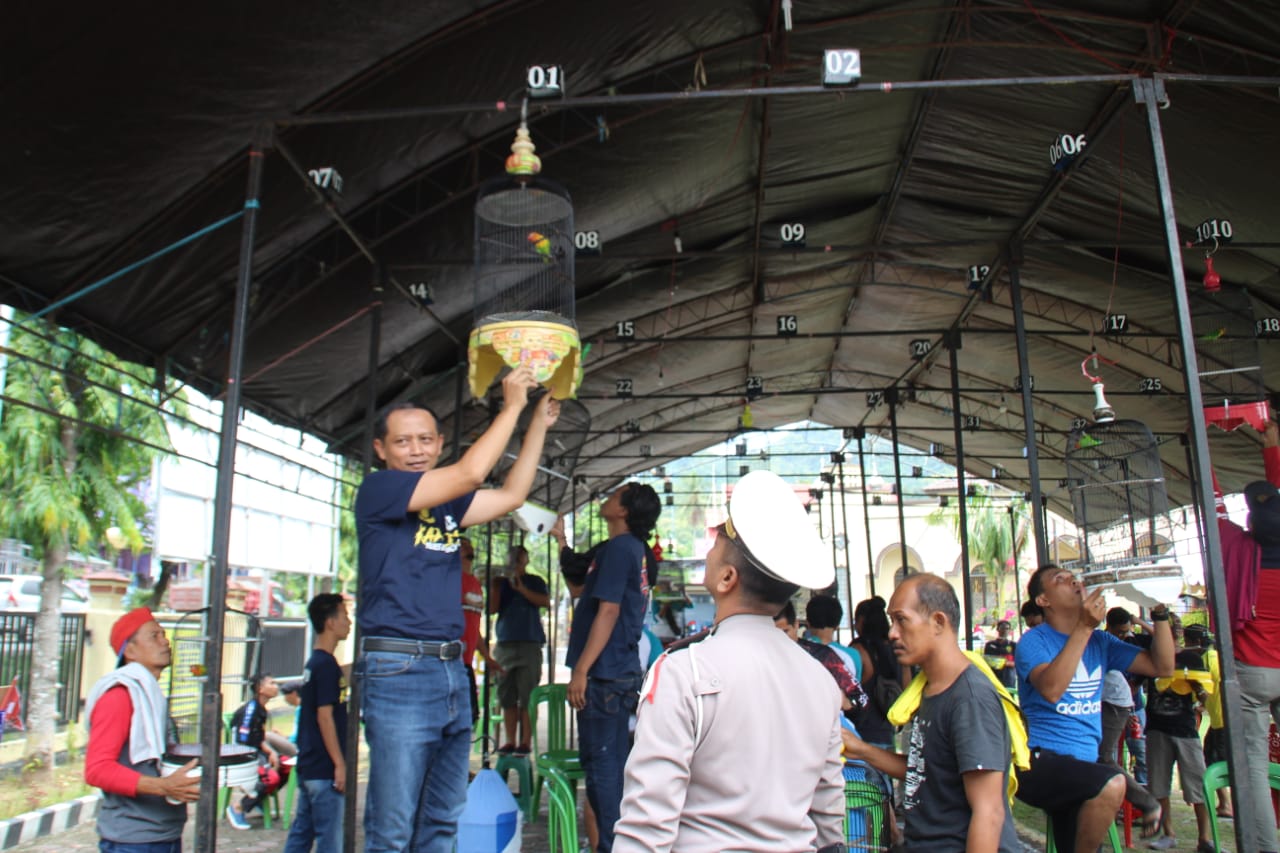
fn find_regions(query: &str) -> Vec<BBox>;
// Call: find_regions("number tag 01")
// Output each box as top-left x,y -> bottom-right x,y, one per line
526,65 -> 565,98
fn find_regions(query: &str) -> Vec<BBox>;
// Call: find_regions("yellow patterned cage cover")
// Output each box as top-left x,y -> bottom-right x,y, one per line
468,319 -> 581,400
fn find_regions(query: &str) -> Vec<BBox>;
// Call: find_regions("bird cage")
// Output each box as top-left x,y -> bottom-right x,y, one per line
165,606 -> 262,743
1064,360 -> 1181,608
1191,284 -> 1271,431
468,126 -> 581,401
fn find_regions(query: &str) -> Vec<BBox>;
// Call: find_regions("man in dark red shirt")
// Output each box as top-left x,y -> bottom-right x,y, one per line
84,607 -> 199,851
1220,420 -> 1280,853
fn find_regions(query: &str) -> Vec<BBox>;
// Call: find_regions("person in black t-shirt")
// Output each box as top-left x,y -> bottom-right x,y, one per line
983,620 -> 1017,689
1143,613 -> 1213,852
284,593 -> 351,853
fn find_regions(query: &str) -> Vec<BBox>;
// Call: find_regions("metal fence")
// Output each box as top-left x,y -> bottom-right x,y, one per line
0,612 -> 87,725
261,619 -> 308,681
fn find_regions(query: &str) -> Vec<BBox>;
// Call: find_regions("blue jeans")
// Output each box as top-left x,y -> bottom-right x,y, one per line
284,778 -> 345,853
99,841 -> 181,853
359,650 -> 472,853
577,674 -> 641,853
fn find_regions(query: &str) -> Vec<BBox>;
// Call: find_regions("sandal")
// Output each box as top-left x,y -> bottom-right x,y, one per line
497,743 -> 516,755
1139,803 -> 1163,840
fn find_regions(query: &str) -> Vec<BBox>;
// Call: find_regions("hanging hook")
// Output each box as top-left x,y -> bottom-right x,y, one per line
1081,352 -> 1119,385
1206,235 -> 1220,258
520,97 -> 529,127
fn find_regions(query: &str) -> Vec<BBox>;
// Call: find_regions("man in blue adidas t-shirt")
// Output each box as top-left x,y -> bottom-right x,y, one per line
1015,565 -> 1174,853
355,366 -> 559,853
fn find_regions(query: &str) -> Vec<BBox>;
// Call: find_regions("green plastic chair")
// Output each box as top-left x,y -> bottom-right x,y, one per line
1044,811 -> 1123,853
542,764 -> 580,853
529,684 -> 584,821
1203,760 -> 1280,853
1203,760 -> 1231,853
494,752 -> 536,823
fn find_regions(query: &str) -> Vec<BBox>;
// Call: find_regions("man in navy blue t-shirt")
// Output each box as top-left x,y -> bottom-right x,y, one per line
285,593 -> 350,853
354,366 -> 559,853
491,544 -> 550,755
565,481 -> 661,853
1014,565 -> 1174,853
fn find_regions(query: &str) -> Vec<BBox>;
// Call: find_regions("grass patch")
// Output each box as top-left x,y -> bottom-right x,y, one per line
0,756 -> 94,821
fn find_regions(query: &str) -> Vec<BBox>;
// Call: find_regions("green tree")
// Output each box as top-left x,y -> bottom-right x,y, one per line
927,487 -> 1029,622
0,315 -> 181,777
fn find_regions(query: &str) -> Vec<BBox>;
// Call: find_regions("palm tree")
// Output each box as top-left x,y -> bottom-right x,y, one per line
0,314 -> 181,777
927,486 -> 1030,622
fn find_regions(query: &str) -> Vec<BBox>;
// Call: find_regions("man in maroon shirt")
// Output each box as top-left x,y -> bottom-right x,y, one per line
1220,420 -> 1280,853
84,608 -> 200,851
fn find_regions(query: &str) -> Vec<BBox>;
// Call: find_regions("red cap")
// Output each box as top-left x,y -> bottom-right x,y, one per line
110,607 -> 155,659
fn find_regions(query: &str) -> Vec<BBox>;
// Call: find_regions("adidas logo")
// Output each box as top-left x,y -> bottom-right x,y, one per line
1056,698 -> 1102,716
1065,661 -> 1102,699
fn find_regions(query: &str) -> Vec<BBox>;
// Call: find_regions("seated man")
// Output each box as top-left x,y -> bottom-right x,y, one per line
1014,565 -> 1174,853
844,574 -> 1021,853
226,673 -> 295,829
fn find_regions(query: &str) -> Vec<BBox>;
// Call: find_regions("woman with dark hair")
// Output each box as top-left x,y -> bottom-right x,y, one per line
852,596 -> 900,744
852,595 -> 905,844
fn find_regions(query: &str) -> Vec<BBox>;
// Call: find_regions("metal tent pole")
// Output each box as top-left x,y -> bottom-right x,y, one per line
343,278 -> 381,853
825,471 -> 839,590
1008,244 -> 1049,565
1010,505 -> 1023,623
887,389 -> 909,576
195,128 -> 268,853
856,430 -> 876,597
1136,76 -> 1250,853
948,333 -> 975,650
837,456 -> 854,629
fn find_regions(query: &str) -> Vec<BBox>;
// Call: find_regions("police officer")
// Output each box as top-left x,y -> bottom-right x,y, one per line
613,471 -> 845,853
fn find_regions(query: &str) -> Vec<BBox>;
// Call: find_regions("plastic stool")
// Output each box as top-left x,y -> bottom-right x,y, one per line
494,753 -> 535,823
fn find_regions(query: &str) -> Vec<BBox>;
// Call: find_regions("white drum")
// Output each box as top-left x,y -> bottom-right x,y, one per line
160,743 -> 259,803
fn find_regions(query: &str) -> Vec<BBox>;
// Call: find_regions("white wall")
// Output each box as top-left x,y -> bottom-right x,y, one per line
153,391 -> 342,577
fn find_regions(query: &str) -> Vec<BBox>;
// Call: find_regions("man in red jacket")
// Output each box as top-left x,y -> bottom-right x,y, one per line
1219,420 -> 1280,853
84,607 -> 200,851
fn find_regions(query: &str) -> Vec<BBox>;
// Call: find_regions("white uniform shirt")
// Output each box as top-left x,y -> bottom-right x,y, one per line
614,613 -> 845,852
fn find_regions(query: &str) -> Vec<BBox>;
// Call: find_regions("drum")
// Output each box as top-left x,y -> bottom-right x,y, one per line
159,743 -> 259,792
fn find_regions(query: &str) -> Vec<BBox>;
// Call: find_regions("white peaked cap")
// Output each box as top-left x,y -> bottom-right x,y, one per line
725,470 -> 834,589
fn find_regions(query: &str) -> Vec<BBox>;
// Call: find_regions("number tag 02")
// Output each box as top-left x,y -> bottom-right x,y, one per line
821,49 -> 861,86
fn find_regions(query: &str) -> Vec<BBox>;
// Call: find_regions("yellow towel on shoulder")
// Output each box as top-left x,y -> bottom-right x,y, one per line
885,651 -> 1030,805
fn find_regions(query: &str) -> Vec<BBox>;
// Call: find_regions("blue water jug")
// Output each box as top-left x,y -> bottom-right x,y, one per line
457,768 -> 522,853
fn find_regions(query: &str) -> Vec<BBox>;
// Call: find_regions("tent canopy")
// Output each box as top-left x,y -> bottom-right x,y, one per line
4,0 -> 1279,517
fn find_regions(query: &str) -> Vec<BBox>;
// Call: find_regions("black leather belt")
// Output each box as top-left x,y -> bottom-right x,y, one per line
363,637 -> 463,659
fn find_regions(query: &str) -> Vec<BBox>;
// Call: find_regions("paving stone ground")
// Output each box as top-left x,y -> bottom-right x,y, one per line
6,746 -> 556,853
